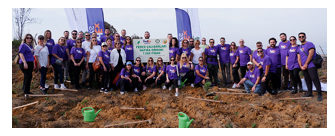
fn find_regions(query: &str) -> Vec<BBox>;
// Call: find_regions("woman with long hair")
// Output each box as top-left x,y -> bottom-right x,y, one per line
169,37 -> 179,61
286,36 -> 303,94
44,30 -> 55,61
178,53 -> 194,87
190,39 -> 204,67
109,41 -> 126,91
177,39 -> 191,61
118,61 -> 135,94
19,34 -> 36,94
144,57 -> 157,88
124,36 -> 134,63
106,37 -> 113,52
194,57 -> 210,87
98,43 -> 111,93
112,33 -> 124,49
86,37 -> 101,90
51,37 -> 67,90
132,57 -> 146,92
155,57 -> 166,87
230,42 -> 240,88
70,38 -> 86,90
34,35 -> 50,93
162,56 -> 180,97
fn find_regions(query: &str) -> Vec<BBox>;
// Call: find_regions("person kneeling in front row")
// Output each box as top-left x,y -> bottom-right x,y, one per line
162,56 -> 179,97
117,61 -> 135,94
236,62 -> 261,94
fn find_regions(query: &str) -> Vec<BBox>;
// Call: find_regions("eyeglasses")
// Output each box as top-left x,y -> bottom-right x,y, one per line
290,39 -> 296,41
136,60 -> 141,62
182,57 -> 186,59
257,50 -> 263,52
148,60 -> 153,62
299,36 -> 305,38
221,40 -> 225,42
26,37 -> 32,39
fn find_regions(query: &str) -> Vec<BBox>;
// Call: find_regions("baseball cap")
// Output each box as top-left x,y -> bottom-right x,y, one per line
101,42 -> 107,47
247,62 -> 254,65
38,35 -> 44,40
126,61 -> 132,66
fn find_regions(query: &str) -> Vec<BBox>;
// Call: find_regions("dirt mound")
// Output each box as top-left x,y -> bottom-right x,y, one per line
12,63 -> 327,128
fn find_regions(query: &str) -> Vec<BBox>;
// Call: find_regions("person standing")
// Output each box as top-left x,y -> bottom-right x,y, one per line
85,37 -> 101,90
236,62 -> 261,94
101,28 -> 114,43
279,33 -> 294,90
177,39 -> 191,61
265,38 -> 281,91
98,43 -> 111,93
167,33 -> 173,44
144,31 -> 150,39
286,36 -> 303,94
109,41 -> 126,91
169,37 -> 179,60
44,30 -> 55,62
120,29 -> 127,43
34,35 -> 50,94
81,32 -> 92,87
230,42 -> 240,88
204,39 -> 219,85
19,34 -> 36,95
257,48 -> 278,96
217,37 -> 231,87
112,33 -> 124,48
188,38 -> 195,50
124,36 -> 134,63
63,30 -> 69,41
66,30 -> 77,83
190,39 -> 204,67
51,37 -> 67,90
237,39 -> 252,79
297,32 -> 323,101
252,42 -> 265,74
194,57 -> 210,87
70,39 -> 86,90
163,57 -> 180,97
199,37 -> 208,50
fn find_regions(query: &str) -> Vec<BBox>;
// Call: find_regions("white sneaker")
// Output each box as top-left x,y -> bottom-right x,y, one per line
169,86 -> 173,91
54,84 -> 60,89
120,91 -> 124,94
45,84 -> 49,88
143,86 -> 147,91
100,88 -> 104,92
104,89 -> 109,94
175,92 -> 179,97
60,84 -> 67,89
191,84 -> 194,88
232,84 -> 237,88
162,85 -> 167,90
134,88 -> 138,92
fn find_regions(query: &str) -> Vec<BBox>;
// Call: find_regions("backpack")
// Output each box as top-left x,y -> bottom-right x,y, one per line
301,45 -> 323,69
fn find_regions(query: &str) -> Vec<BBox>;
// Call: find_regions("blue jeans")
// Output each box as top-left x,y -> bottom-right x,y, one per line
39,67 -> 47,88
243,79 -> 261,94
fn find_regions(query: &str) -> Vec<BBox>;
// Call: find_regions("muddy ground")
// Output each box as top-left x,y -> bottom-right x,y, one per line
12,60 -> 327,128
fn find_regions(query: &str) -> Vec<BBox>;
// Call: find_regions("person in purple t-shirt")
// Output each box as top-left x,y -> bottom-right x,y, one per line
18,34 -> 35,95
257,48 -> 277,96
177,39 -> 191,61
100,28 -> 114,43
118,61 -> 135,95
112,33 -> 124,49
279,33 -> 294,90
156,57 -> 166,87
297,32 -> 322,101
169,37 -> 179,60
124,36 -> 134,63
133,57 -> 146,92
51,37 -> 67,90
66,30 -> 77,82
204,39 -> 219,85
236,62 -> 261,94
70,39 -> 86,90
162,56 -> 180,97
98,43 -> 111,93
237,39 -> 252,79
285,36 -> 302,94
265,37 -> 281,91
217,37 -> 231,87
252,41 -> 265,74
144,57 -> 157,88
194,57 -> 210,87
43,30 -> 55,61
230,42 -> 240,88
106,37 -> 113,53
177,53 -> 194,87
120,29 -> 126,43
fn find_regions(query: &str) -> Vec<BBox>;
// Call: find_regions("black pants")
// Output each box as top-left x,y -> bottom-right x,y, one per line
101,64 -> 110,89
70,59 -> 84,87
181,71 -> 195,84
282,65 -> 294,88
19,62 -> 34,94
275,68 -> 281,90
110,63 -> 124,89
220,62 -> 231,85
88,63 -> 100,88
289,68 -> 302,91
232,66 -> 240,83
39,67 -> 47,88
303,67 -> 322,95
261,72 -> 276,95
165,79 -> 178,88
208,63 -> 218,84
132,76 -> 143,90
118,78 -> 134,92
240,66 -> 247,80
145,78 -> 155,85
52,64 -> 64,84
156,74 -> 166,86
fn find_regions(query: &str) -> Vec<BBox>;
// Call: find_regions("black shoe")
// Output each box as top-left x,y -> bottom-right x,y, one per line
317,94 -> 323,101
299,86 -> 303,92
302,93 -> 313,97
287,87 -> 293,91
273,89 -> 278,95
26,92 -> 34,94
81,82 -> 86,88
290,90 -> 297,94
283,87 -> 288,90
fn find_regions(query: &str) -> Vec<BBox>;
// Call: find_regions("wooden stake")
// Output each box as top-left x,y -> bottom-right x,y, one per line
12,101 -> 39,110
54,88 -> 78,92
279,97 -> 312,101
105,119 -> 152,128
219,88 -> 245,92
215,92 -> 249,95
120,106 -> 147,110
25,94 -> 64,97
186,97 -> 224,103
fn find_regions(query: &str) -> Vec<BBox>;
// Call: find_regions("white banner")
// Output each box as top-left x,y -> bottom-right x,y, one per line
133,39 -> 170,63
64,8 -> 88,32
181,8 -> 201,40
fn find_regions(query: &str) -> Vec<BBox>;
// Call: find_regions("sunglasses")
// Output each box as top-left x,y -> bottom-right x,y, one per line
257,44 -> 262,46
257,50 -> 263,52
115,43 -> 120,45
92,40 -> 97,41
199,60 -> 203,61
26,37 -> 32,39
136,60 -> 141,62
299,36 -> 305,38
158,60 -> 162,61
182,57 -> 186,59
183,42 -> 188,43
148,60 -> 153,62
116,36 -> 120,37
221,40 -> 225,42
85,35 -> 90,36
290,39 -> 296,41
76,42 -> 82,43
72,33 -> 77,35
210,42 -> 214,43
170,59 -> 175,61
189,41 -> 194,42
60,39 -> 65,41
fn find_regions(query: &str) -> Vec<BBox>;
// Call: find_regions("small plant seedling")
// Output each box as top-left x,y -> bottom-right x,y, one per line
146,102 -> 149,105
305,123 -> 310,128
135,115 -> 142,120
251,123 -> 257,128
292,99 -> 295,102
234,112 -> 239,115
81,99 -> 89,105
213,95 -> 219,100
225,120 -> 233,128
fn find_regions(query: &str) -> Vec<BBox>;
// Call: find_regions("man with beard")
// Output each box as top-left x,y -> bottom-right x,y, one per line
265,38 -> 281,91
188,38 -> 195,50
257,48 -> 277,96
279,33 -> 294,91
144,31 -> 150,39
252,41 -> 265,74
66,30 -> 78,83
101,28 -> 114,43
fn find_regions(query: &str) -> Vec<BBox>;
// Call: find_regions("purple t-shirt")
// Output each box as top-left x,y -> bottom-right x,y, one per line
237,46 -> 252,66
258,55 -> 276,74
166,65 -> 178,80
194,65 -> 207,84
157,65 -> 166,75
45,39 -> 55,55
229,51 -> 239,65
98,50 -> 110,64
216,44 -> 231,64
169,47 -> 179,59
19,43 -> 35,63
297,41 -> 316,68
51,44 -> 65,65
252,48 -> 266,68
133,65 -> 145,76
178,47 -> 191,57
66,39 -> 76,51
244,68 -> 261,84
286,45 -> 300,70
265,46 -> 281,68
120,36 -> 126,43
124,44 -> 134,61
204,45 -> 219,65
70,47 -> 86,60
145,65 -> 157,77
100,35 -> 114,43
279,41 -> 291,65
117,68 -> 131,85
177,62 -> 191,73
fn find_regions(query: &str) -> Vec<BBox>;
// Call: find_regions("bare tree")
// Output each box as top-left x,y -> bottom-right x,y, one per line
12,8 -> 41,40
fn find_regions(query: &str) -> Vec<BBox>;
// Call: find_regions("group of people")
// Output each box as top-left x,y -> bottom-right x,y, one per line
17,28 -> 323,101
